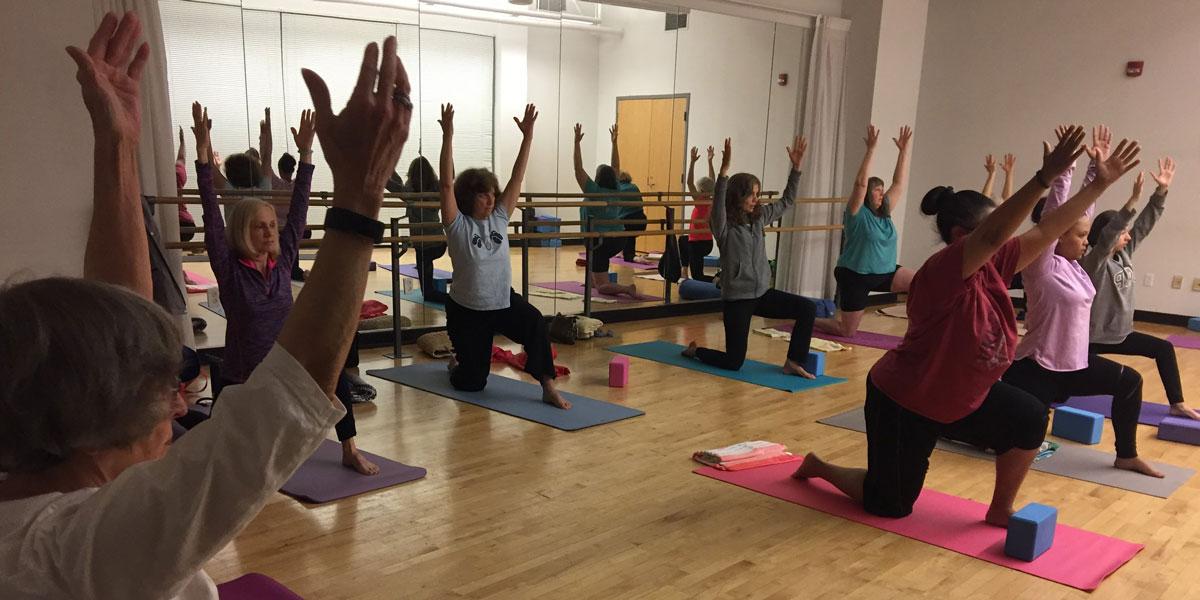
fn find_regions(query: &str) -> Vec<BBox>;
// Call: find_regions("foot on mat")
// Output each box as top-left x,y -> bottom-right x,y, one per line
782,359 -> 816,379
1114,456 -> 1165,478
342,449 -> 380,476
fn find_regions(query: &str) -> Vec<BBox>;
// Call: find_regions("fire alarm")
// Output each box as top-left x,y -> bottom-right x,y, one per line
777,73 -> 788,86
1126,61 -> 1144,77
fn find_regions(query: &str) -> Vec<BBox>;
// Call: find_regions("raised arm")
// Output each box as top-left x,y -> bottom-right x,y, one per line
760,135 -> 807,223
66,12 -> 152,299
982,154 -> 997,200
1082,172 -> 1141,273
882,126 -> 912,215
686,146 -> 699,195
1128,157 -> 1173,255
848,125 -> 879,216
1015,138 -> 1141,272
191,103 -> 233,281
259,107 -> 278,185
279,109 -> 315,266
707,145 -> 715,180
609,124 -> 620,175
1001,153 -> 1015,200
176,126 -> 185,165
960,126 -> 1085,278
709,138 -> 731,238
438,103 -> 458,226
500,103 -> 537,217
572,123 -> 589,190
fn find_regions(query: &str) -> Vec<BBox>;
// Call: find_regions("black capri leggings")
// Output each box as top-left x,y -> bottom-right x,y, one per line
1002,355 -> 1143,458
695,289 -> 815,370
863,377 -> 1047,518
445,289 -> 556,391
589,237 -> 625,273
1090,331 -> 1184,405
622,209 -> 647,262
679,235 -> 714,282
414,243 -> 449,303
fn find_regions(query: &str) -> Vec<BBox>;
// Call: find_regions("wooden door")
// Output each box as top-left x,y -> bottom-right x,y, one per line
616,96 -> 688,253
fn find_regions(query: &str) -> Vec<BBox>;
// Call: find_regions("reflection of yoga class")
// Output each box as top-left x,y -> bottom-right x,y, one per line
6,2 -> 1200,597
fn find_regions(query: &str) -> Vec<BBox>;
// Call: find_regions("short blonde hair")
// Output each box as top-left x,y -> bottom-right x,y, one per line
226,198 -> 279,260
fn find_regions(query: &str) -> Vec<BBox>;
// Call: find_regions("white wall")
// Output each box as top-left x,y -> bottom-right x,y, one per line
905,0 -> 1200,316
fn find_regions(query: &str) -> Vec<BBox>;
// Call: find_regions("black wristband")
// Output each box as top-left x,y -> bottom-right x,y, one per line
1034,170 -> 1051,189
325,207 -> 384,243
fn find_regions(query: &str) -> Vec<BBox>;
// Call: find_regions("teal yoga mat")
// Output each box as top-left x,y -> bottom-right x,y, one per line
376,289 -> 445,311
606,340 -> 847,392
366,363 -> 643,431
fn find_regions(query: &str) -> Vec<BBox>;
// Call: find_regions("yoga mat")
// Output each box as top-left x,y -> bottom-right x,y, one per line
695,461 -> 1141,591
576,252 -> 656,270
776,323 -> 902,351
184,270 -> 217,294
607,340 -> 847,393
818,407 -> 1194,498
199,301 -> 225,319
279,439 -> 426,504
217,573 -> 303,600
366,363 -> 643,431
1167,334 -> 1200,350
375,289 -> 445,311
1060,395 -> 1171,427
378,263 -> 453,280
532,281 -> 663,303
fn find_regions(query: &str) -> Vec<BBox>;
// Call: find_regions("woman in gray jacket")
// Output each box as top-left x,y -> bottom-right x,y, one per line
1083,157 -> 1199,420
683,137 -> 818,379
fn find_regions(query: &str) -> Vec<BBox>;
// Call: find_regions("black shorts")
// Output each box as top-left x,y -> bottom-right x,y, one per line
861,376 -> 1047,518
834,266 -> 899,312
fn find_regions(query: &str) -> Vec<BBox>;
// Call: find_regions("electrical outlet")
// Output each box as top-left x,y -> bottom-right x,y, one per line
1193,278 -> 1200,292
1172,275 -> 1184,289
1144,273 -> 1155,287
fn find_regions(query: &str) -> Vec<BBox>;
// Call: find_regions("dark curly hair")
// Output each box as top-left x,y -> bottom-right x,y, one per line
453,168 -> 501,216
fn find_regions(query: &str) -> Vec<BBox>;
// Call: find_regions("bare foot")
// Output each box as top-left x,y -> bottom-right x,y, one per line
542,387 -> 572,410
984,505 -> 1014,527
1169,403 -> 1200,420
1114,456 -> 1165,478
682,341 -> 698,358
448,355 -> 459,372
782,359 -> 816,380
342,449 -> 380,476
791,452 -> 825,480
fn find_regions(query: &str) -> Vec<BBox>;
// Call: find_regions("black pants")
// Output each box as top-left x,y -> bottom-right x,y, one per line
696,289 -> 816,370
590,237 -> 625,273
863,377 -> 1047,518
1003,355 -> 1143,458
679,235 -> 714,282
445,290 -> 555,391
622,209 -> 647,262
1090,331 -> 1183,405
414,243 -> 449,303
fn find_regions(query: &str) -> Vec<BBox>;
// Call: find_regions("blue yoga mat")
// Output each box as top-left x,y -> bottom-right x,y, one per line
366,363 -> 643,431
607,340 -> 847,392
376,289 -> 445,311
379,263 -> 453,280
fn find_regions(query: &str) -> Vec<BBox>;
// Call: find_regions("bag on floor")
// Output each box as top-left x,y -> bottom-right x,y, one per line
574,315 -> 604,339
657,234 -> 683,283
417,331 -> 454,358
548,313 -> 578,345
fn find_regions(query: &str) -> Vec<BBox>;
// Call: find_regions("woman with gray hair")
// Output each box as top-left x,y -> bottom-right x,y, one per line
0,14 -> 412,597
681,144 -> 716,282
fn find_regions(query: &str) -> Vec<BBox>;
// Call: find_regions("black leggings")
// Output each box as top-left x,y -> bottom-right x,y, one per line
590,237 -> 625,273
1090,331 -> 1184,405
622,209 -> 647,262
445,290 -> 555,391
679,236 -> 714,282
1002,355 -> 1143,458
414,243 -> 449,303
695,289 -> 816,370
863,377 -> 1046,518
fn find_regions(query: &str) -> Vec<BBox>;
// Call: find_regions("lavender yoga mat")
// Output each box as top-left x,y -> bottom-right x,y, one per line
1167,334 -> 1200,350
217,573 -> 303,600
1060,395 -> 1172,427
531,281 -> 663,303
775,323 -> 902,351
576,252 -> 656,270
378,263 -> 453,280
280,439 -> 426,504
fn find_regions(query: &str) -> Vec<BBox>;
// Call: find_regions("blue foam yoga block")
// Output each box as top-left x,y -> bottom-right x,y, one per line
679,278 -> 721,300
432,278 -> 449,294
1157,416 -> 1200,445
1189,317 -> 1200,332
703,255 -> 719,268
608,272 -> 618,283
802,351 -> 826,377
1005,503 -> 1057,561
1051,406 -> 1103,444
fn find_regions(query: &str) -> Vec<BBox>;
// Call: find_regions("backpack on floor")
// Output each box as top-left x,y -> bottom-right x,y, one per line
657,234 -> 683,283
548,313 -> 578,345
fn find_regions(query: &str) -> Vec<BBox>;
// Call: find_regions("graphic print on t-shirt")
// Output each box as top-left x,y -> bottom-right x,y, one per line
472,229 -> 505,249
1112,265 -> 1133,291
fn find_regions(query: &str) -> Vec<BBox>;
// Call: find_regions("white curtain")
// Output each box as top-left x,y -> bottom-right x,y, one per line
94,0 -> 194,345
776,16 -> 848,299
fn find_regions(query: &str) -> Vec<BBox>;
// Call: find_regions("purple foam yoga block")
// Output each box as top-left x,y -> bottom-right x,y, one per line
1157,416 -> 1200,445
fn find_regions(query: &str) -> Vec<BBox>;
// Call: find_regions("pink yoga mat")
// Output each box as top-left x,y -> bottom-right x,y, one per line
696,461 -> 1141,591
531,281 -> 663,303
217,573 -> 303,599
576,252 -> 656,270
775,324 -> 902,350
184,270 -> 217,294
1167,335 -> 1200,350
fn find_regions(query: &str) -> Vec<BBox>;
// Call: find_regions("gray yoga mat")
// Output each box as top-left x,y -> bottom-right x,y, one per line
280,439 -> 426,504
367,362 -> 644,431
199,301 -> 225,318
818,407 -> 1194,499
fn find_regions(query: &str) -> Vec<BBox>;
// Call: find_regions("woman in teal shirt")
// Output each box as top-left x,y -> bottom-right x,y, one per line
815,125 -> 915,337
573,123 -> 643,298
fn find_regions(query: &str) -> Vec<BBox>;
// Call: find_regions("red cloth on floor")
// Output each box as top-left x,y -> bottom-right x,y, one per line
360,300 -> 388,320
490,345 -> 570,377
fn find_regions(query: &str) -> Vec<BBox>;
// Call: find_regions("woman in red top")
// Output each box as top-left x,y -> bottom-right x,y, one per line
681,145 -> 715,282
793,126 -> 1142,524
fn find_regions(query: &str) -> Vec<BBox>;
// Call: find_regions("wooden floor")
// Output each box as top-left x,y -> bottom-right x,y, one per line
196,292 -> 1200,599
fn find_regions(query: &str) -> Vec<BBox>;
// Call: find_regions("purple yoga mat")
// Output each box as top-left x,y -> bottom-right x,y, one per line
1060,395 -> 1173,427
280,439 -> 426,504
576,252 -> 656,270
378,263 -> 453,280
774,323 -> 902,350
218,573 -> 303,600
531,281 -> 663,303
1168,335 -> 1200,350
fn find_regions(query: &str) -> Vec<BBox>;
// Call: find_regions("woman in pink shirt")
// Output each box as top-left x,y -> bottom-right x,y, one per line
794,127 -> 1142,523
1002,126 -> 1161,478
682,145 -> 715,282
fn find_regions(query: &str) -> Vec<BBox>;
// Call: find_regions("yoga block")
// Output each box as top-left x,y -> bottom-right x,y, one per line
1189,317 -> 1200,332
608,356 -> 630,387
703,255 -> 720,268
1051,406 -> 1103,444
1005,503 -> 1057,562
432,278 -> 449,294
608,272 -> 619,283
802,351 -> 825,377
1157,416 -> 1200,445
679,278 -> 721,300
